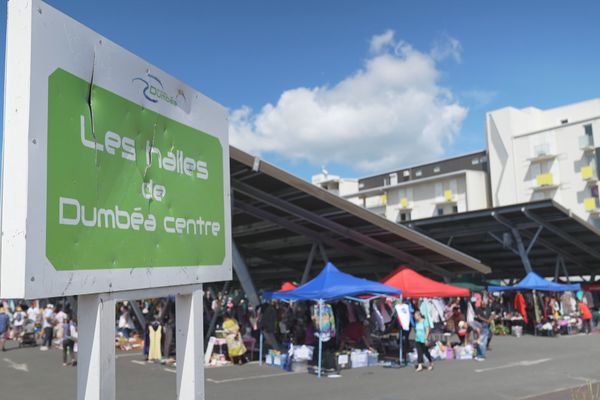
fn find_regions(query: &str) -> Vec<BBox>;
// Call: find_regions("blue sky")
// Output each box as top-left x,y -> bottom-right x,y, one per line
1,0 -> 600,179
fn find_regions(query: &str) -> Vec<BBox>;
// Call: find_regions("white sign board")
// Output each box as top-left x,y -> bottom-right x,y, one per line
1,0 -> 232,299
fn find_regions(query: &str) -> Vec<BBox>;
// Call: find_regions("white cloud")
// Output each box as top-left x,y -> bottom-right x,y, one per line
431,34 -> 463,63
229,31 -> 468,173
369,29 -> 395,54
462,89 -> 498,108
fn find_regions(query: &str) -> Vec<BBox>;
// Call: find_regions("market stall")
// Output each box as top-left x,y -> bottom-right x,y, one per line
268,262 -> 401,377
380,266 -> 470,362
489,272 -> 582,336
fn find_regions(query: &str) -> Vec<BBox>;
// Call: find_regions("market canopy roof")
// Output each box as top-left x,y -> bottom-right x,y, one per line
406,200 -> 600,279
269,262 -> 401,301
278,282 -> 298,292
382,266 -> 470,298
231,146 -> 490,288
488,272 -> 581,292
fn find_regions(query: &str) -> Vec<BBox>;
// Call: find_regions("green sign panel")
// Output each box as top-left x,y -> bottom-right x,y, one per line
46,68 -> 225,270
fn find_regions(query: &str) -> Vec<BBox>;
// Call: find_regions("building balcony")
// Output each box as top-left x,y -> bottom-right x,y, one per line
435,190 -> 456,204
579,135 -> 595,152
533,173 -> 559,191
527,143 -> 557,162
365,193 -> 388,209
581,165 -> 598,183
584,197 -> 600,214
397,197 -> 412,210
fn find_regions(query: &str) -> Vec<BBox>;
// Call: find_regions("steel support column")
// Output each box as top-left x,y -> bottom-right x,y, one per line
492,212 -> 533,273
554,256 -> 561,282
129,300 -> 146,331
318,242 -> 329,264
301,243 -> 318,285
204,281 -> 230,348
232,242 -> 260,308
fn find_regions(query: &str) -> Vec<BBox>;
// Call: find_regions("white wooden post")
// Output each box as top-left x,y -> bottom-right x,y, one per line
77,294 -> 116,400
176,286 -> 205,399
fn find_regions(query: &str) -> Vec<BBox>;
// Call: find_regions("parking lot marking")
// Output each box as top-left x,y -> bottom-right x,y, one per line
475,358 -> 551,373
3,358 -> 29,372
206,371 -> 304,384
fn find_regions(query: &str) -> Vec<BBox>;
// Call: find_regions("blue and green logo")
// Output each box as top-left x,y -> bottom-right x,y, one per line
132,73 -> 186,107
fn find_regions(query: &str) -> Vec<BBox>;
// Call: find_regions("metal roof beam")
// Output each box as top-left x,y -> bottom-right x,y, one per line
517,228 -> 594,273
233,180 -> 454,278
522,208 -> 600,260
233,200 -> 392,268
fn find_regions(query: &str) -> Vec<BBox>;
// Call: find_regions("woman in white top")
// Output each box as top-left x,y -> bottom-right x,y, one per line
12,305 -> 27,342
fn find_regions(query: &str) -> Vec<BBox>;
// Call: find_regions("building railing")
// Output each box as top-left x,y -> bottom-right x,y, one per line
399,197 -> 410,209
536,173 -> 554,187
581,165 -> 597,181
579,135 -> 595,151
444,190 -> 454,202
584,197 -> 600,213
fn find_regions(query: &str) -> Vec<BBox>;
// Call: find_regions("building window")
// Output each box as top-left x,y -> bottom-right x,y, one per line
437,208 -> 444,216
383,177 -> 390,186
471,158 -> 480,165
403,170 -> 410,177
359,183 -> 364,189
415,170 -> 423,177
433,166 -> 441,173
397,212 -> 411,222
452,205 -> 458,214
480,155 -> 488,162
585,124 -> 594,137
561,119 -> 569,124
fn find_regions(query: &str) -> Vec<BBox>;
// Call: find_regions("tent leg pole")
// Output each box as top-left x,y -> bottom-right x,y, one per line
259,331 -> 263,366
399,329 -> 402,365
318,300 -> 323,378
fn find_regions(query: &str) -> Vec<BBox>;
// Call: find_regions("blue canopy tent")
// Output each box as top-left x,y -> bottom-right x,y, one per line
265,262 -> 401,377
269,262 -> 401,301
488,271 -> 581,292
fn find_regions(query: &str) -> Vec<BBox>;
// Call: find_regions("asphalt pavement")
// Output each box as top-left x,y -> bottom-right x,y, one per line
0,334 -> 598,400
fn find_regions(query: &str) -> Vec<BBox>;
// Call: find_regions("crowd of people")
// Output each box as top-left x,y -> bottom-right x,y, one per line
0,285 -> 596,374
200,286 -> 599,372
0,300 -> 78,366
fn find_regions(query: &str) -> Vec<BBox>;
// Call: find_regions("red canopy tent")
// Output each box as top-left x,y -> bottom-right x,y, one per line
277,282 -> 298,292
382,266 -> 470,298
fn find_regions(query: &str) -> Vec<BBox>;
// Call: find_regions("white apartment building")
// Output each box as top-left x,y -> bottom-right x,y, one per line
314,152 -> 491,222
487,98 -> 600,225
311,171 -> 358,197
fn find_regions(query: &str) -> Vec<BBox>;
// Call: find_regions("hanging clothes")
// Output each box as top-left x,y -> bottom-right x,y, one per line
311,303 -> 336,342
514,292 -> 528,324
532,291 -> 542,323
148,324 -> 163,361
584,291 -> 594,308
378,302 -> 392,324
162,320 -> 174,359
419,299 -> 433,328
345,303 -> 357,323
395,303 -> 411,331
430,299 -> 445,324
372,303 -> 385,332
561,292 -> 575,315
466,302 -> 475,323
